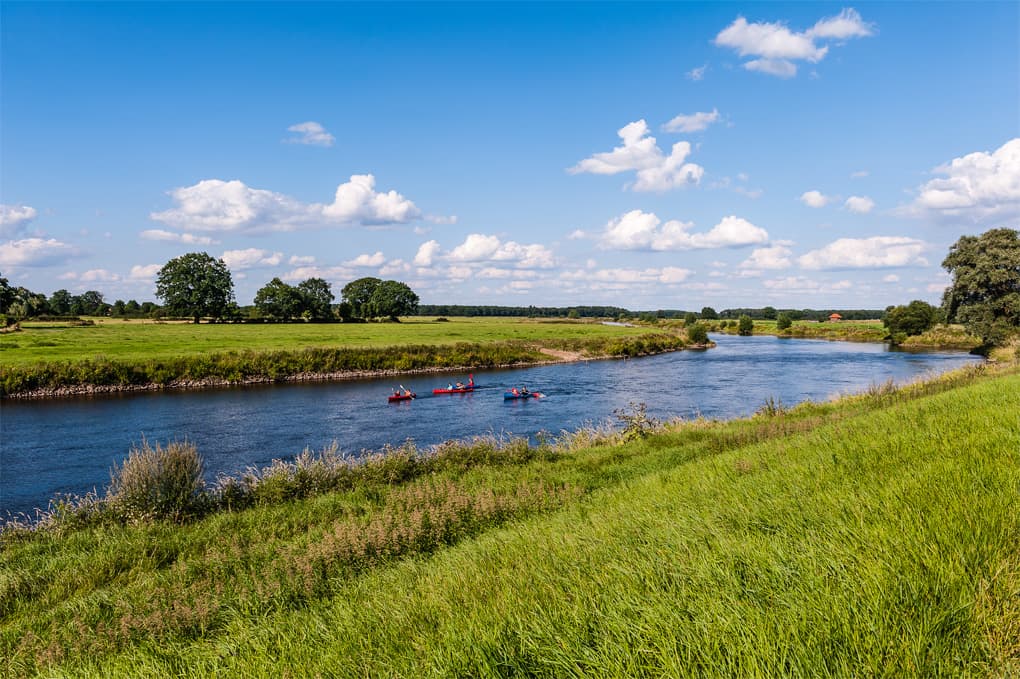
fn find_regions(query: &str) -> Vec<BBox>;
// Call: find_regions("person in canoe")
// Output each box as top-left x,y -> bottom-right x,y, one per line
455,380 -> 465,389
510,387 -> 519,396
520,385 -> 530,396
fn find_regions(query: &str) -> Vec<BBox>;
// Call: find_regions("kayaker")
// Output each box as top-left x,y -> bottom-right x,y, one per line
521,385 -> 530,395
447,382 -> 454,390
511,387 -> 519,396
455,381 -> 465,389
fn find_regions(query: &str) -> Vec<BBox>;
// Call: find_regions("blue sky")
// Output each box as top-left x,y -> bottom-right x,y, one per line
2,1 -> 1018,309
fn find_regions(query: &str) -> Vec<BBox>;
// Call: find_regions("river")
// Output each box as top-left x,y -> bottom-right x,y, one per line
0,335 -> 981,518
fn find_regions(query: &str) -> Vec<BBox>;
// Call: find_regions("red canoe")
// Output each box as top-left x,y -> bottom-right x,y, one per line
388,393 -> 416,402
432,386 -> 475,394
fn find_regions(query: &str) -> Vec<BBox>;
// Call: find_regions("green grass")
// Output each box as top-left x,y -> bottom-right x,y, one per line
0,317 -> 662,367
2,364 -> 1017,676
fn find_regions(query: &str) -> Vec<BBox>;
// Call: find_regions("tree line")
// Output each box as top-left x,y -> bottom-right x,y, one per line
1,229 -> 1017,346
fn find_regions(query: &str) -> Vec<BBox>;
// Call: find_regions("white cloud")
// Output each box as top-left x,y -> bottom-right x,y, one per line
281,265 -> 354,283
883,274 -> 900,283
80,269 -> 120,282
567,229 -> 587,240
379,259 -> 410,276
687,64 -> 708,81
560,266 -> 692,285
476,267 -> 515,279
446,234 -> 554,268
908,138 -> 1020,223
140,229 -> 219,245
345,251 -> 386,267
289,255 -> 315,265
798,236 -> 928,270
129,264 -> 161,280
598,210 -> 768,251
0,237 -> 76,267
0,204 -> 38,238
662,109 -> 721,133
569,120 -> 704,192
285,121 -> 335,147
220,248 -> 283,270
414,240 -> 441,267
425,214 -> 458,225
800,190 -> 831,208
151,174 -> 422,233
740,245 -> 793,270
715,9 -> 873,78
845,195 -> 875,214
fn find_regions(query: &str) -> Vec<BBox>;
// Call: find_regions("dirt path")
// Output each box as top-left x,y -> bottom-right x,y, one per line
538,347 -> 584,361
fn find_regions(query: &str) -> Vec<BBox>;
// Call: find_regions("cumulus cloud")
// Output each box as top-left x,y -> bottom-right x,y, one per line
598,210 -> 768,251
0,204 -> 38,238
289,255 -> 315,266
845,195 -> 875,213
740,244 -> 793,271
129,264 -> 162,280
150,174 -> 422,233
220,248 -> 283,270
907,138 -> 1020,223
344,251 -> 386,267
281,265 -> 354,283
0,237 -> 76,267
798,236 -> 928,270
379,259 -> 410,276
800,190 -> 832,208
446,234 -> 555,268
414,240 -> 441,267
561,266 -> 692,285
80,269 -> 120,282
568,120 -> 705,192
715,8 -> 874,78
140,229 -> 219,245
662,109 -> 721,133
285,121 -> 335,147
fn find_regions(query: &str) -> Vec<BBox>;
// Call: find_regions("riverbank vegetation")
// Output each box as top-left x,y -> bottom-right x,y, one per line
0,318 -> 690,396
2,361 -> 1017,676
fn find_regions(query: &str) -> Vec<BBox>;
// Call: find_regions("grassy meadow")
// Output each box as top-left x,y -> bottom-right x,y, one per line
0,317 -> 688,396
0,317 -> 663,367
2,363 -> 1017,677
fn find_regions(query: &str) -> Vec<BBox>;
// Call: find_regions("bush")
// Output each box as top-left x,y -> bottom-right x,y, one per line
107,440 -> 207,523
738,315 -> 754,336
777,313 -> 792,331
686,322 -> 709,344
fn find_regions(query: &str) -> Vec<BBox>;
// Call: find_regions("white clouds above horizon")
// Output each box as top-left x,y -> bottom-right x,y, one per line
221,248 -> 283,270
662,109 -> 720,133
597,210 -> 769,251
908,137 -> 1020,223
798,236 -> 928,270
800,190 -> 832,208
845,195 -> 875,214
568,120 -> 705,192
739,244 -> 794,272
0,237 -> 76,267
140,229 -> 220,245
150,174 -> 423,233
344,251 -> 386,267
0,204 -> 38,238
714,8 -> 874,78
285,121 -> 336,147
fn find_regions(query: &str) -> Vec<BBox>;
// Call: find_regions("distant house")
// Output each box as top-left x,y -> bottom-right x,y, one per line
829,313 -> 843,322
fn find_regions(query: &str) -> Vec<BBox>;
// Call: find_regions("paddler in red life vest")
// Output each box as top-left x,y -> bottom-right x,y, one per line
511,387 -> 519,396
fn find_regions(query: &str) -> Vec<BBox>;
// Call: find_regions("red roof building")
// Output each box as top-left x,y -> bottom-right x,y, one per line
829,313 -> 843,321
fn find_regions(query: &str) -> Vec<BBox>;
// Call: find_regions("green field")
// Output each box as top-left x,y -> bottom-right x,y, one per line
0,317 -> 662,367
3,364 -> 1017,677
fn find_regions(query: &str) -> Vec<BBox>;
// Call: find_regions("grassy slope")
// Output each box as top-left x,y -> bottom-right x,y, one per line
0,317 -> 660,367
3,368 -> 1018,676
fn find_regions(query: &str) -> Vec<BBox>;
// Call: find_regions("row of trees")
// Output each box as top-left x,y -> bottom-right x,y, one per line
155,253 -> 420,323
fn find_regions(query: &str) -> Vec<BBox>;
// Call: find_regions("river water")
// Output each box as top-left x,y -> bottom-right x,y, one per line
0,335 -> 981,518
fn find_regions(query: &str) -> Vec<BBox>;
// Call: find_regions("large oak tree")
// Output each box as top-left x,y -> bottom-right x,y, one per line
155,252 -> 235,323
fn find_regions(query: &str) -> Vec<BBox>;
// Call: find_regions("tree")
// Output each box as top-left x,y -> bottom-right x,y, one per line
700,306 -> 718,320
776,312 -> 793,331
683,312 -> 698,326
254,277 -> 304,320
737,314 -> 754,336
297,277 -> 334,320
341,277 -> 382,318
368,280 -> 419,320
155,252 -> 234,323
884,300 -> 938,338
687,322 -> 709,344
49,289 -> 73,315
762,306 -> 777,320
942,228 -> 1020,346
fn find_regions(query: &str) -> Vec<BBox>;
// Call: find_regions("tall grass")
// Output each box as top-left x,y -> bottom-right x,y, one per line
1,363 -> 1017,676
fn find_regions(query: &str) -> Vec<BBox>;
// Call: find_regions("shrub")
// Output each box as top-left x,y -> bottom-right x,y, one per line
614,402 -> 658,441
686,322 -> 709,344
738,314 -> 754,336
777,313 -> 793,331
107,440 -> 207,523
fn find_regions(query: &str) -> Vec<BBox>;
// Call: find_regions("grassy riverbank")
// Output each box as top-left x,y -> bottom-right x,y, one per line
722,318 -> 984,349
0,318 -> 687,397
2,363 -> 1017,677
